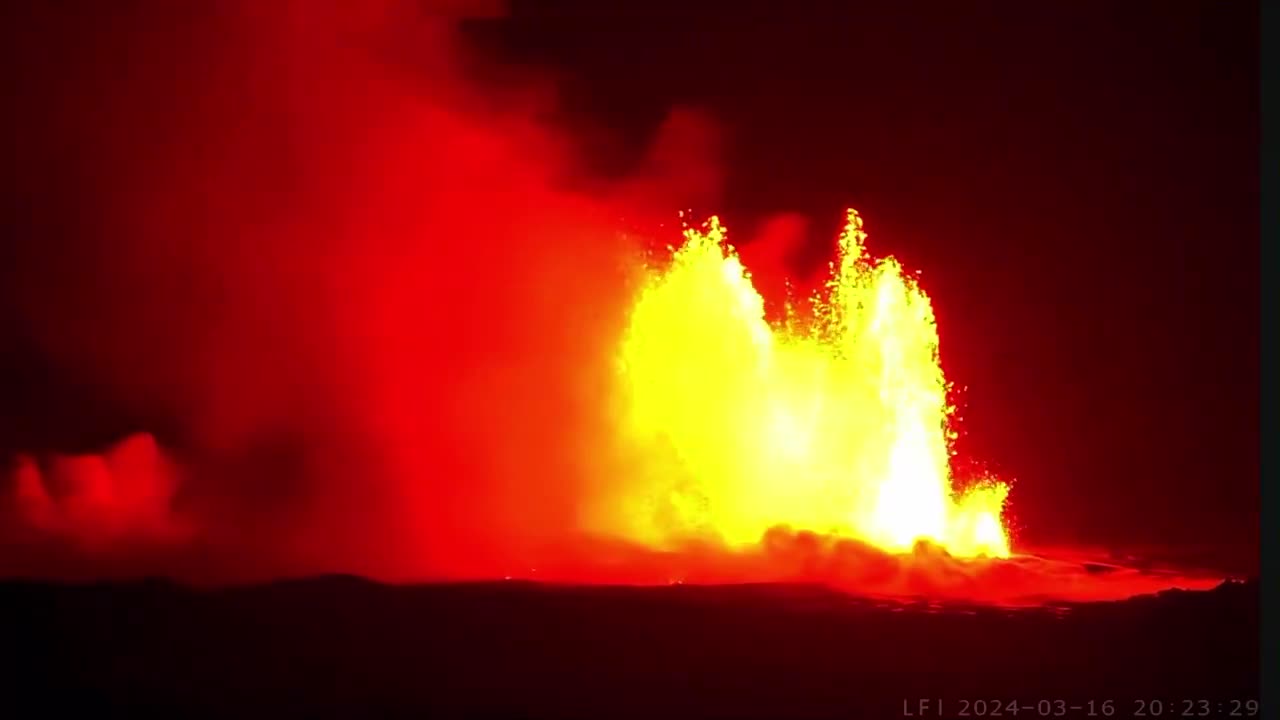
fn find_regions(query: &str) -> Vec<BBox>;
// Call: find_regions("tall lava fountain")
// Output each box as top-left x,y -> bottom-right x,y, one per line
597,211 -> 1008,558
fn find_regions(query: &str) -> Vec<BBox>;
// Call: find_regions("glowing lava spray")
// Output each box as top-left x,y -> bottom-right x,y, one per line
608,210 -> 1009,557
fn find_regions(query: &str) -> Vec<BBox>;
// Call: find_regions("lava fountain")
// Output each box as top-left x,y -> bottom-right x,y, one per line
603,210 -> 1009,558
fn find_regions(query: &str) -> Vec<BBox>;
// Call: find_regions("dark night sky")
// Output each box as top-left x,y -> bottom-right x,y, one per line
0,1 -> 1260,565
471,0 -> 1260,560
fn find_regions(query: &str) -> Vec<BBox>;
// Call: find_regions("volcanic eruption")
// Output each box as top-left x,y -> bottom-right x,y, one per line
0,3 -> 1258,716
598,210 -> 1008,558
0,0 -> 1242,606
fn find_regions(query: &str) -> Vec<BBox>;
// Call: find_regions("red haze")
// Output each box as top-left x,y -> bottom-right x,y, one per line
2,0 -> 720,581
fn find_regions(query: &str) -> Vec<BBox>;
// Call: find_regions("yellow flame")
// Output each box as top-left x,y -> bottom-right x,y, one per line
609,210 -> 1009,557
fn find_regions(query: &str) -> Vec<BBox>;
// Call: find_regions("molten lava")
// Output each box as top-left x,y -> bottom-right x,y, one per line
608,210 -> 1009,558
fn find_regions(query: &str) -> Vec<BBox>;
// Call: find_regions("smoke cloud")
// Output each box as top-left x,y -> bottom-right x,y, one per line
1,0 -> 725,581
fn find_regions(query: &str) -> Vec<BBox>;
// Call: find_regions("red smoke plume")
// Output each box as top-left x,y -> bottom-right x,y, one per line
2,0 -> 725,581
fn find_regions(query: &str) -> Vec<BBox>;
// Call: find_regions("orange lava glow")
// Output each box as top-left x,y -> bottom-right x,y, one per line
592,210 -> 1010,558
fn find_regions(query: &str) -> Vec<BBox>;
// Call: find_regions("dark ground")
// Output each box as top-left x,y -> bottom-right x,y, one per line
1,577 -> 1259,719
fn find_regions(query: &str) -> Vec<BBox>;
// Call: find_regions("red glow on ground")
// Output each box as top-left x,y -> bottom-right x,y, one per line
1,435 -> 1229,605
